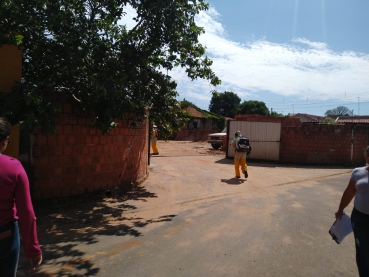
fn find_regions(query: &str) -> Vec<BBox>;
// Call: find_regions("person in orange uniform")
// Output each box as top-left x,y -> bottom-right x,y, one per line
230,130 -> 248,178
151,125 -> 159,155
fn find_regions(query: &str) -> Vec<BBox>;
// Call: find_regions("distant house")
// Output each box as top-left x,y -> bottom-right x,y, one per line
335,116 -> 369,124
290,113 -> 325,122
183,107 -> 224,130
172,107 -> 226,141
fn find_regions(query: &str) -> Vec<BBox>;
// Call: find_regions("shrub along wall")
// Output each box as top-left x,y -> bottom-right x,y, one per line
234,114 -> 369,165
23,94 -> 149,202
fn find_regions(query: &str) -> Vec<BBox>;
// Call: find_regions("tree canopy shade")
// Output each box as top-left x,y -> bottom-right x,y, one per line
324,106 -> 353,117
238,100 -> 270,116
209,91 -> 240,118
0,0 -> 221,135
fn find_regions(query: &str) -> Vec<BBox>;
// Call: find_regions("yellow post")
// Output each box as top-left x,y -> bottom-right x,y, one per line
0,44 -> 22,158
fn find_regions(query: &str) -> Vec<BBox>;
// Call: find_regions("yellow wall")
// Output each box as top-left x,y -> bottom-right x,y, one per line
0,45 -> 22,158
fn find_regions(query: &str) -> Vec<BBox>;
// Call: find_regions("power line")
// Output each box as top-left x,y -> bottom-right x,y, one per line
264,92 -> 369,107
268,96 -> 369,106
269,101 -> 369,109
270,100 -> 369,115
358,97 -> 360,115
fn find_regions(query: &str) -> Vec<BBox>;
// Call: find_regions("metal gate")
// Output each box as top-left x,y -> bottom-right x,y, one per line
227,121 -> 281,161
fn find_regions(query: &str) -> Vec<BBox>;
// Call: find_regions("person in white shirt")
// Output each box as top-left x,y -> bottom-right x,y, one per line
335,145 -> 369,277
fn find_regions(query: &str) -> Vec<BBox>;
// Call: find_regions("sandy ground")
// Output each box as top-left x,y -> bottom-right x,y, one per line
17,141 -> 357,276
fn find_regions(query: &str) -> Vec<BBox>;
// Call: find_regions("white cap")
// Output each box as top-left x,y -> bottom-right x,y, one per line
153,125 -> 157,128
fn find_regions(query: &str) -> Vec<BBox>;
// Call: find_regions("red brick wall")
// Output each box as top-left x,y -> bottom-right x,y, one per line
280,123 -> 369,165
31,95 -> 149,201
234,114 -> 369,165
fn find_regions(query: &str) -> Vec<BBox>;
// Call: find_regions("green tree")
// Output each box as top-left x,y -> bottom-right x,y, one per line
179,99 -> 198,110
271,111 -> 284,117
238,100 -> 270,116
0,0 -> 221,135
324,106 -> 353,117
209,91 -> 240,118
321,117 -> 342,124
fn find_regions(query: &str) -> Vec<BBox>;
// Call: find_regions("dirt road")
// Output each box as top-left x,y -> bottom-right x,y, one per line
17,141 -> 357,276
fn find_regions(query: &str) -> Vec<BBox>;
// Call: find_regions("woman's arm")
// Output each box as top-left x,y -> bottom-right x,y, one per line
335,178 -> 356,219
14,163 -> 42,268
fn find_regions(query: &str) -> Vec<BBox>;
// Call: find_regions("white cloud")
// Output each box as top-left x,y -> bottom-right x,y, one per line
292,38 -> 328,50
117,5 -> 369,112
172,8 -> 369,107
195,7 -> 225,37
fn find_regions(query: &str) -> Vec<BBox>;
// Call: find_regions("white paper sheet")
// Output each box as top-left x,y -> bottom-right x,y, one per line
329,213 -> 353,244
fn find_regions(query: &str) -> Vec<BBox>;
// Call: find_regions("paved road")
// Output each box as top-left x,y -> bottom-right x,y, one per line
18,141 -> 358,276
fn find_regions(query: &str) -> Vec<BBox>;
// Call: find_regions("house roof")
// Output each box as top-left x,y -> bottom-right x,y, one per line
290,113 -> 325,122
335,116 -> 369,123
184,107 -> 205,118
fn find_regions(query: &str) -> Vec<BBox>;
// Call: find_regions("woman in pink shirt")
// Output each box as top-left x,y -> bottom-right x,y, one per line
0,117 -> 42,276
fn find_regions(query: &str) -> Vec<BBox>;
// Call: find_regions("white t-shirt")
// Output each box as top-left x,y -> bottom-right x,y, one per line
350,166 -> 369,214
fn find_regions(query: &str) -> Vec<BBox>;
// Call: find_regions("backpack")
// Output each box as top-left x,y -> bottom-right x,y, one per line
236,136 -> 252,154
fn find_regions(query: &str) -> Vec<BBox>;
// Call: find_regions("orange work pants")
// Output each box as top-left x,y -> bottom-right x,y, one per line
234,151 -> 247,177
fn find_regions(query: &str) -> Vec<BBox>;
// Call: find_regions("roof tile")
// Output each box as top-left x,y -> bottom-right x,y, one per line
184,107 -> 205,118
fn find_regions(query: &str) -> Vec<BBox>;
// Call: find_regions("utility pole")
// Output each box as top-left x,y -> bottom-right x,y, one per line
292,104 -> 294,115
357,97 -> 360,116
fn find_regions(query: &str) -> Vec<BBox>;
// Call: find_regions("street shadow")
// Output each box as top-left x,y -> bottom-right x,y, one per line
214,158 -> 233,165
16,186 -> 176,277
150,154 -> 224,158
248,162 -> 348,170
216,158 -> 348,170
221,178 -> 247,185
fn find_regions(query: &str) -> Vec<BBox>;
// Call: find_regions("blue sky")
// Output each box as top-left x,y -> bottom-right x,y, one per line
171,0 -> 369,116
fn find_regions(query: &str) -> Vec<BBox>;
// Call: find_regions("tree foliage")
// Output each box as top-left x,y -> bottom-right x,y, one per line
0,0 -> 221,135
320,116 -> 342,125
271,111 -> 284,117
324,106 -> 353,117
179,99 -> 198,110
238,100 -> 270,116
209,91 -> 240,118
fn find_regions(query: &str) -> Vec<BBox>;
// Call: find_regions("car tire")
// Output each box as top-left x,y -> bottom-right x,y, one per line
211,144 -> 221,150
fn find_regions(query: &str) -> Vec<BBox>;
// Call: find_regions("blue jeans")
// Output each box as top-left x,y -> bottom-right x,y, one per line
0,221 -> 20,277
351,208 -> 369,277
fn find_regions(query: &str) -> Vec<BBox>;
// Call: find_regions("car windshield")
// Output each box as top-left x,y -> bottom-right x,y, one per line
222,127 -> 227,133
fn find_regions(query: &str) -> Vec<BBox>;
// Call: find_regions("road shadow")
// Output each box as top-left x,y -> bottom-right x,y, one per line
214,158 -> 233,165
151,153 -> 225,158
216,158 -> 349,170
248,161 -> 348,170
16,186 -> 176,277
221,178 -> 247,185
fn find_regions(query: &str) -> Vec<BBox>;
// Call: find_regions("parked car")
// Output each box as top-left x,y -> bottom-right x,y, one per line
207,127 -> 227,149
